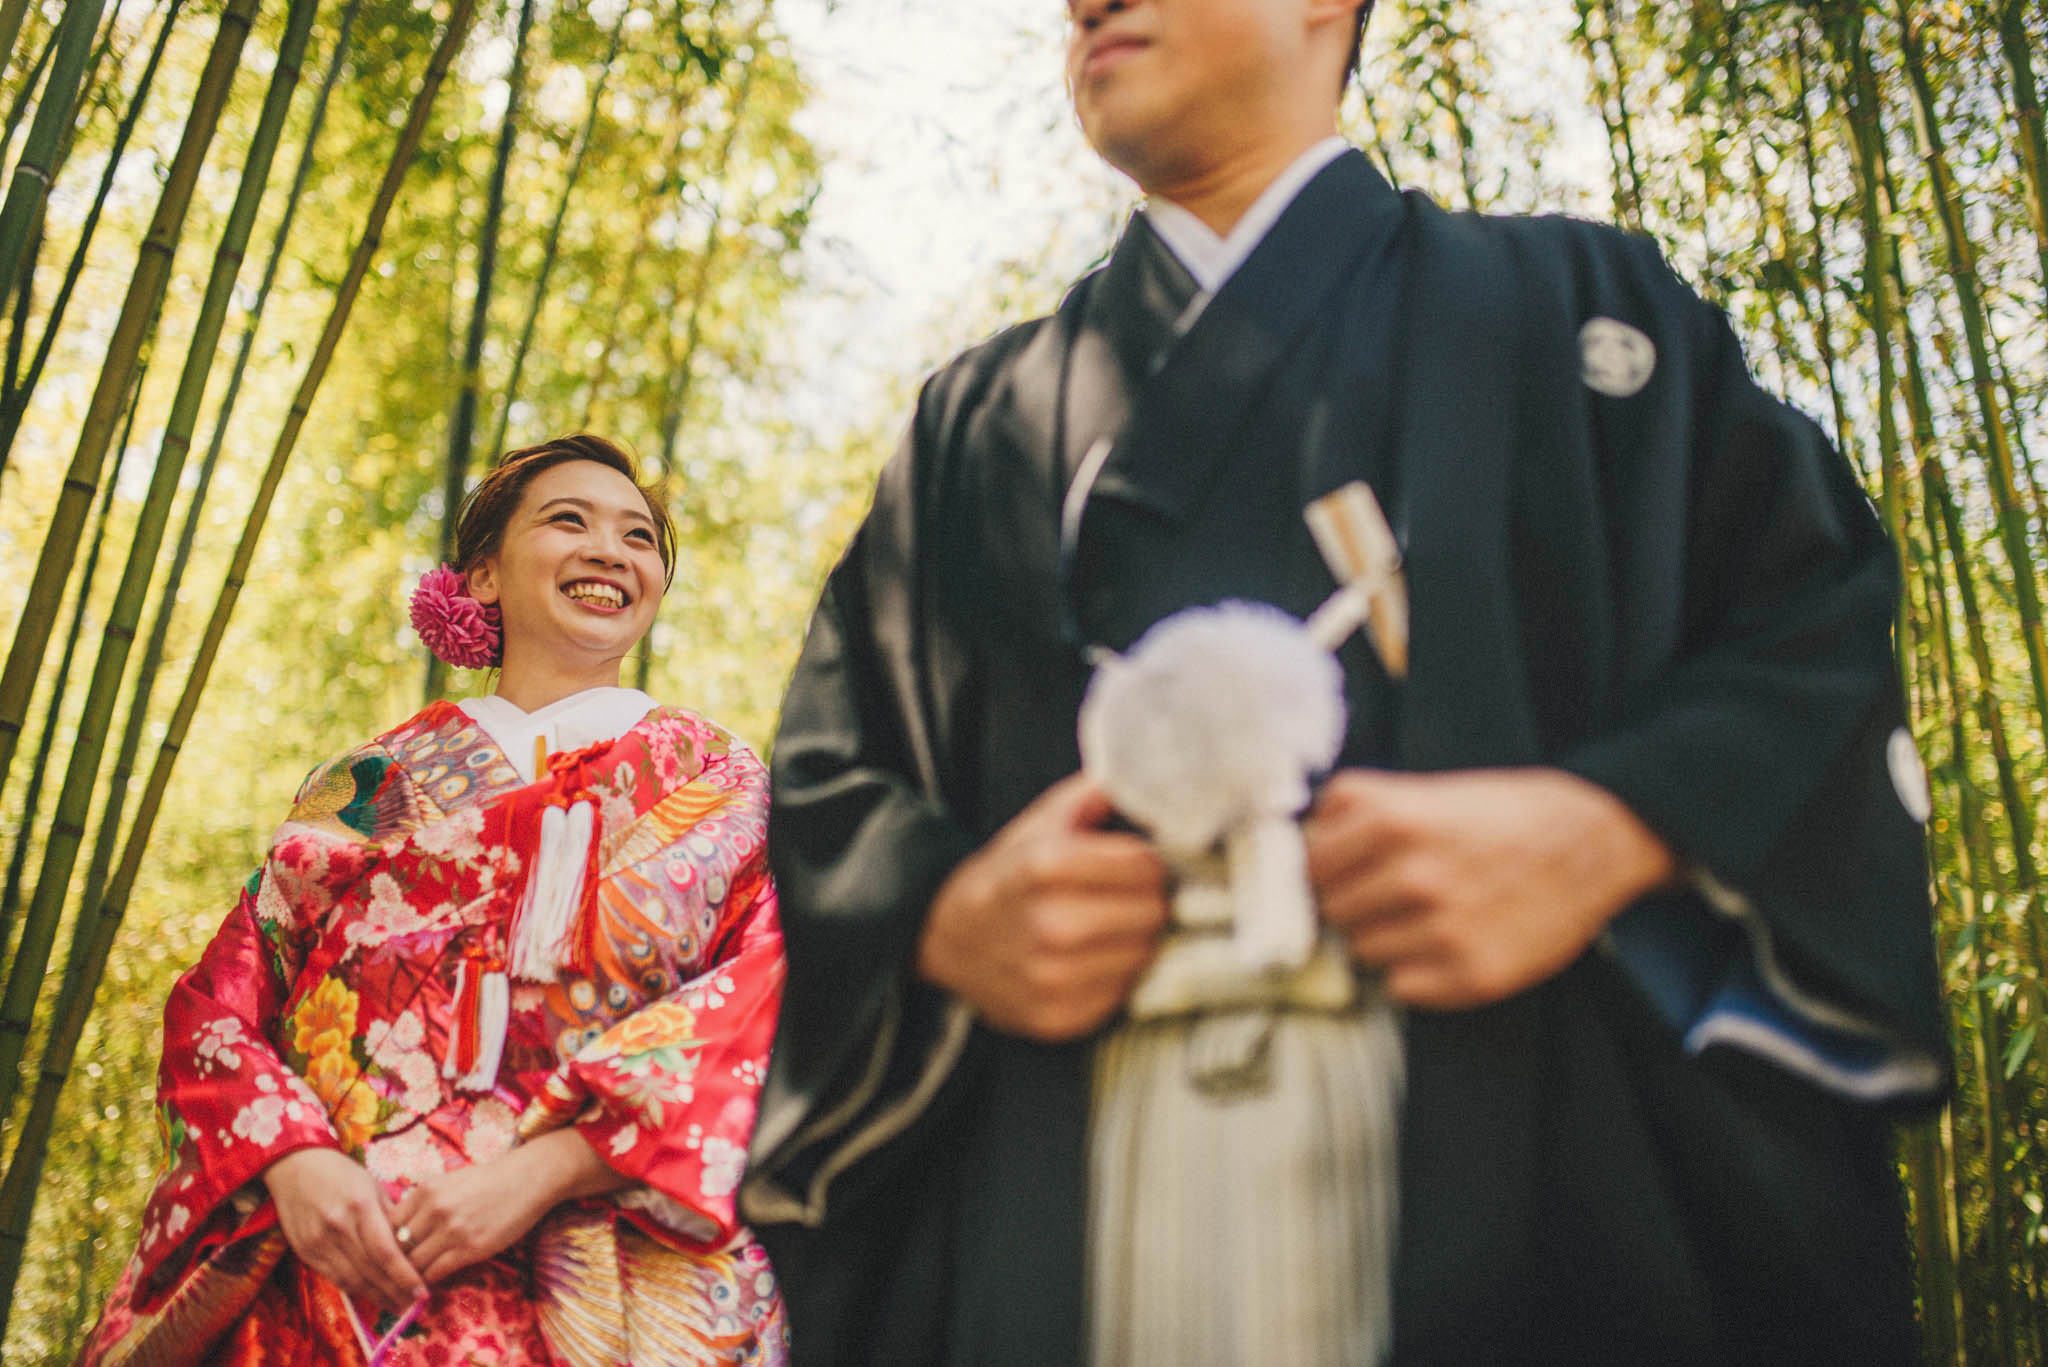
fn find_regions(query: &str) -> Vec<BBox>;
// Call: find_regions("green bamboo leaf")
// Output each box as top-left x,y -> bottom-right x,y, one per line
2004,1020 -> 2038,1078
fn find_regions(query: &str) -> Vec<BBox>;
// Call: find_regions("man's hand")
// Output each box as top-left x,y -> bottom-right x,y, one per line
393,1129 -> 628,1284
918,773 -> 1171,1042
263,1146 -> 427,1312
1303,767 -> 1676,1009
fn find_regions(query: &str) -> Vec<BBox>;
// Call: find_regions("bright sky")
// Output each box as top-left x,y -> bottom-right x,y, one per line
772,0 -> 1609,444
773,0 -> 1133,435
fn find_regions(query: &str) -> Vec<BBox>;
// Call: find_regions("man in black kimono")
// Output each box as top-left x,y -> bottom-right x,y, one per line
740,0 -> 1950,1362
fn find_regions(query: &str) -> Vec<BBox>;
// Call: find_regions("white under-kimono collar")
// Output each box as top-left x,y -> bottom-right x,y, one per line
460,685 -> 657,783
1142,135 -> 1352,298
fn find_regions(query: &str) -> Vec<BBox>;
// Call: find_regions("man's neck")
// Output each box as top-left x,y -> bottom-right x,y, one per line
1140,125 -> 1339,237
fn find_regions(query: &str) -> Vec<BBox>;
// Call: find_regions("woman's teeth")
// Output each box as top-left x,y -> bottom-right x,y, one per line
563,582 -> 625,608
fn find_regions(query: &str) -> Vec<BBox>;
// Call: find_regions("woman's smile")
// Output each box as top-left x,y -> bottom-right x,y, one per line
561,577 -> 630,612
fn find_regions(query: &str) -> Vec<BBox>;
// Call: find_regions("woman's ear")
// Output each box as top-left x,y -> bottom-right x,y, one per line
466,559 -> 500,606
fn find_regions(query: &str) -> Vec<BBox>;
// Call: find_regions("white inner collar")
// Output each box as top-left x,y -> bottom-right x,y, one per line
460,685 -> 657,783
1143,137 -> 1351,297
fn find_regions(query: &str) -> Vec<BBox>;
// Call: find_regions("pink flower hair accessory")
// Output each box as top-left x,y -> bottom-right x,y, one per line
410,564 -> 502,669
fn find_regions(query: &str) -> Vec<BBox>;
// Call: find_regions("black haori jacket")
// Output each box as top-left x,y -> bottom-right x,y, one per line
742,151 -> 1948,1367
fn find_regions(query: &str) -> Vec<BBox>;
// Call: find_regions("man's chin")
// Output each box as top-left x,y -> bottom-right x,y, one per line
1081,112 -> 1178,187
1089,129 -> 1208,199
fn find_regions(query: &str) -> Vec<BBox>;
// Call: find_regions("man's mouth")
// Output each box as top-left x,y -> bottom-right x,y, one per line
562,580 -> 628,611
1080,32 -> 1148,79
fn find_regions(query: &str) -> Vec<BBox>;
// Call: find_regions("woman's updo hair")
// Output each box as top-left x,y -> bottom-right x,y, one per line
453,434 -> 678,588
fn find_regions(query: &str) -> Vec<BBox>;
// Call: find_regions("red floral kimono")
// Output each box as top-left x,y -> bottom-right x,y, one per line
80,701 -> 789,1366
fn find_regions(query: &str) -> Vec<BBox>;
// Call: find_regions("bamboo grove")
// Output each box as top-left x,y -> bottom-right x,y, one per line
0,0 -> 822,1356
0,0 -> 2041,1362
1354,2 -> 2048,1360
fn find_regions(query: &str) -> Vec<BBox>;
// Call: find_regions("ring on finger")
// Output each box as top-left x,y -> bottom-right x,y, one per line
397,1225 -> 412,1246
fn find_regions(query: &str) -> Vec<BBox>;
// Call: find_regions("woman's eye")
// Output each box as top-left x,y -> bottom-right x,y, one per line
628,528 -> 656,545
550,511 -> 584,527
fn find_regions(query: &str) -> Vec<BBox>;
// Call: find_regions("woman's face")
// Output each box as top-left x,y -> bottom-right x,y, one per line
466,460 -> 666,674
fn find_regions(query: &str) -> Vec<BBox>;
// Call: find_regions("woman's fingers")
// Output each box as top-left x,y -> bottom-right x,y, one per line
266,1149 -> 424,1311
352,1201 -> 428,1307
390,1183 -> 422,1235
402,1226 -> 453,1283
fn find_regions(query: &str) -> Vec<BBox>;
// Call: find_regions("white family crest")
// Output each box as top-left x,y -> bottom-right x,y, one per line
1887,726 -> 1932,824
1579,316 -> 1657,397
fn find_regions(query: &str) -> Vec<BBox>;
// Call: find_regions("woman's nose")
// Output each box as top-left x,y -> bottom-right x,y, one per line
581,534 -> 628,568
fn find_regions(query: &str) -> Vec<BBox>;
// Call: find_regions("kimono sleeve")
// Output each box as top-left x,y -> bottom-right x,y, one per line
129,758 -> 364,1291
541,856 -> 786,1249
1555,245 -> 1947,1107
740,386 -> 982,1230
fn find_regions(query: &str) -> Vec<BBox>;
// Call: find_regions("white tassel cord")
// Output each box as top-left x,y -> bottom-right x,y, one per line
509,799 -> 595,983
457,968 -> 509,1093
441,958 -> 472,1083
441,959 -> 512,1092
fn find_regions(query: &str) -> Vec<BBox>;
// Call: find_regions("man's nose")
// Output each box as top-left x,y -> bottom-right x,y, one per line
1070,0 -> 1129,31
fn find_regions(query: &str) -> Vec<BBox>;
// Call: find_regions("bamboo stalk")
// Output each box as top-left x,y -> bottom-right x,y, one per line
578,63 -> 703,429
485,5 -> 626,463
1918,487 -> 1977,1367
1825,3 -> 1909,575
1907,1116 -> 1964,1365
0,0 -> 258,803
427,0 -> 537,702
1894,0 -> 2048,753
2,201 -> 35,404
1939,1099 -> 1975,1367
1879,218 -> 2039,891
1985,325 -> 2048,592
0,364 -> 146,962
1587,0 -> 1647,229
0,0 -> 303,1133
0,0 -> 480,1324
80,0 -> 365,925
640,12 -> 768,697
1418,7 -> 1481,211
1926,449 -> 2042,915
0,0 -> 185,473
1355,80 -> 1404,188
658,39 -> 762,474
0,0 -> 137,418
1929,459 -> 2022,1367
1994,0 -> 2048,316
0,0 -> 33,85
0,0 -> 103,313
1790,21 -> 1853,462
0,17 -> 52,172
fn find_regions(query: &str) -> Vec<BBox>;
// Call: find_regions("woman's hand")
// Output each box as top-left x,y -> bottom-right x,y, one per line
393,1128 -> 630,1284
263,1146 -> 427,1312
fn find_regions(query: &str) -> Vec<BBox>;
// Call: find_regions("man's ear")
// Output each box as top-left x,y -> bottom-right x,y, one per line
467,560 -> 500,606
1306,0 -> 1365,70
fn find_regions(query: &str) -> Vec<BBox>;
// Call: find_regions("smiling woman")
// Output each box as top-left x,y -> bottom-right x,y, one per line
76,436 -> 791,1367
451,437 -> 677,711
